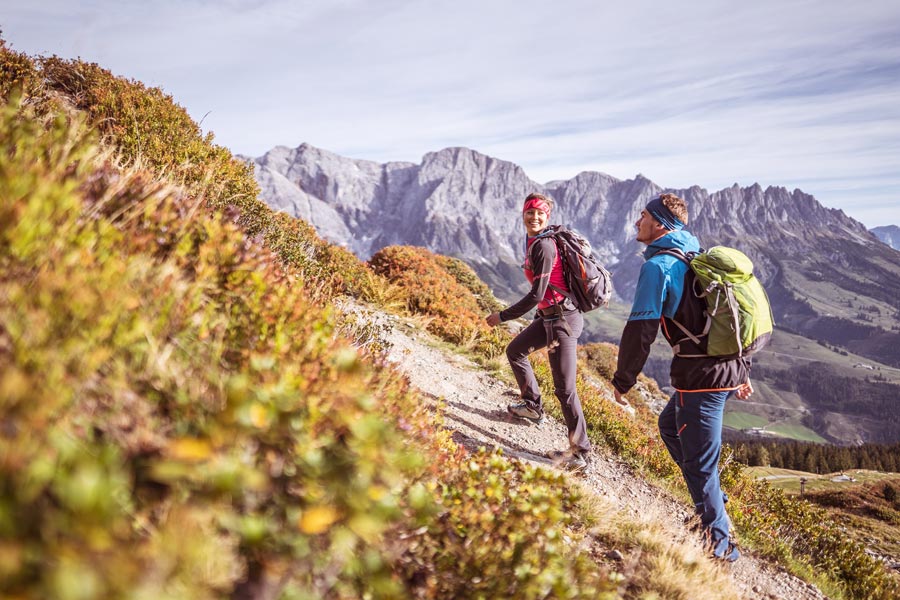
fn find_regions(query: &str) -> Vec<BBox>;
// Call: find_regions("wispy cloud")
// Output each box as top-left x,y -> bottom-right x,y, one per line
3,0 -> 899,226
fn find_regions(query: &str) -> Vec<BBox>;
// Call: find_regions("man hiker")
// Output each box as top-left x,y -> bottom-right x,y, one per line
485,193 -> 592,473
611,193 -> 752,562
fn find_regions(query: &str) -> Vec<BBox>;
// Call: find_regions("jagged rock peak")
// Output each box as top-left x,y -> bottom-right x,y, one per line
248,140 -> 882,262
547,172 -> 608,189
871,225 -> 900,249
421,147 -> 532,179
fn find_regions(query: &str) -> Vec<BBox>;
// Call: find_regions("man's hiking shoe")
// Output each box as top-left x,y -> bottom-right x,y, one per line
702,530 -> 741,563
713,542 -> 740,563
548,449 -> 590,473
507,402 -> 543,424
686,513 -> 740,563
683,512 -> 703,534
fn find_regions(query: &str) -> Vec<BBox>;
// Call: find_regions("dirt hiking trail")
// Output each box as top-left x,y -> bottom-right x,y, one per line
367,307 -> 828,600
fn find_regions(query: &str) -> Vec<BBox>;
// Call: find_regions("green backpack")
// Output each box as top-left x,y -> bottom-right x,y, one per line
661,246 -> 774,358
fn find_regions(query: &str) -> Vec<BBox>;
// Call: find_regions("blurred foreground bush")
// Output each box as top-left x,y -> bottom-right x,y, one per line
1,38 -> 615,598
0,100 -> 429,598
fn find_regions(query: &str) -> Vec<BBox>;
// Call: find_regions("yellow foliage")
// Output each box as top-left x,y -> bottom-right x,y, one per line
168,438 -> 213,462
369,245 -> 509,358
299,506 -> 341,535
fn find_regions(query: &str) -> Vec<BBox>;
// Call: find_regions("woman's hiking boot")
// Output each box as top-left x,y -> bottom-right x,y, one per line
547,449 -> 590,473
506,401 -> 543,425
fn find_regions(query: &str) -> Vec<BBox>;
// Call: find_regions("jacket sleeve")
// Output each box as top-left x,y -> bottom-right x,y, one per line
499,238 -> 555,322
612,320 -> 661,393
612,260 -> 667,393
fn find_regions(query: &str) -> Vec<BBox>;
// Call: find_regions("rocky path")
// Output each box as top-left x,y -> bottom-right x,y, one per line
368,309 -> 828,600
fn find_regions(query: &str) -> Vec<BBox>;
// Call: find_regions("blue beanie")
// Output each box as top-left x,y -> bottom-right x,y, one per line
646,196 -> 685,231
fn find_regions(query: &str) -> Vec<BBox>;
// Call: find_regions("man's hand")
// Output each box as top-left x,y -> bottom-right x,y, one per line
485,312 -> 501,327
735,380 -> 754,400
613,389 -> 635,416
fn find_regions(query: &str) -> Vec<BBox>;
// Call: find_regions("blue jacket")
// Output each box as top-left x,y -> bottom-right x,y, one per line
628,230 -> 699,322
612,230 -> 750,393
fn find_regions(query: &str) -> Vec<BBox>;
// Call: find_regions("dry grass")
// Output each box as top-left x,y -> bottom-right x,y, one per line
572,484 -> 741,600
359,269 -> 408,311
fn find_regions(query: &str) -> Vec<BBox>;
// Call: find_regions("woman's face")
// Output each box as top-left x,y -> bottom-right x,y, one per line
523,207 -> 549,236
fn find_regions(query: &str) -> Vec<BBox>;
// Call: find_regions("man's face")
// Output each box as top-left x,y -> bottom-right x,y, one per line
523,207 -> 549,236
635,210 -> 668,244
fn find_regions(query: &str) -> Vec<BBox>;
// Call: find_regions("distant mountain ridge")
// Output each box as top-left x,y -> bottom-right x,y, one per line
872,225 -> 900,250
246,143 -> 900,444
246,144 -> 897,336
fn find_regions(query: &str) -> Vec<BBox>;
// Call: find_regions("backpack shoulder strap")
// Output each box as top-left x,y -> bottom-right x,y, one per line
527,231 -> 576,308
656,248 -> 691,265
653,248 -> 711,357
526,230 -> 559,263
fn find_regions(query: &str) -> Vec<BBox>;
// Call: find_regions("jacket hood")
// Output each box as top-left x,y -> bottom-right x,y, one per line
643,229 -> 700,260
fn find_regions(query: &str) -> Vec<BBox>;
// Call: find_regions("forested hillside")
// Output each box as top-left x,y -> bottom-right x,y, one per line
750,362 -> 900,443
731,439 -> 900,473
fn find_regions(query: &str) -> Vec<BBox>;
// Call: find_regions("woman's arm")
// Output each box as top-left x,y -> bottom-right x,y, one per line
498,238 -> 556,322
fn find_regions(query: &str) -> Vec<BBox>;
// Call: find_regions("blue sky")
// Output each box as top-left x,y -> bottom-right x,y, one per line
3,0 -> 899,227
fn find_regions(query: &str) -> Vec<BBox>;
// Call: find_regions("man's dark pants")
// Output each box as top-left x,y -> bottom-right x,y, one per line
659,389 -> 735,558
505,311 -> 591,454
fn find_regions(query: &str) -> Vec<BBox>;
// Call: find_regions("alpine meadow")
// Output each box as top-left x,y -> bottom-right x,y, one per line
2,36 -> 899,600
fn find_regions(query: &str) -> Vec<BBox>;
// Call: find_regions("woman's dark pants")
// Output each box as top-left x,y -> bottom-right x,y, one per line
505,311 -> 591,454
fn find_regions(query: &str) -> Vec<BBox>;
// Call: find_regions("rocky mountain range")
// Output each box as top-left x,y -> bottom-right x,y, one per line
247,143 -> 898,333
872,225 -> 900,250
245,143 -> 900,443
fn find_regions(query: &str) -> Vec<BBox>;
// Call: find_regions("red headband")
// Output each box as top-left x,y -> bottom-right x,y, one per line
523,197 -> 551,215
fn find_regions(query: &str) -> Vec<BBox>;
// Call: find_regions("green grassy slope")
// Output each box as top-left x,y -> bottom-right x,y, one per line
747,467 -> 898,495
747,468 -> 900,580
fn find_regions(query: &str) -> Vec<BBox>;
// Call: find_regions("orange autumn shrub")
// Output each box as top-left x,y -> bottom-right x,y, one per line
369,245 -> 507,358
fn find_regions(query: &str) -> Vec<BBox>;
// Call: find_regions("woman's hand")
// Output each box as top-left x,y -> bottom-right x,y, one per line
735,380 -> 754,400
485,312 -> 501,327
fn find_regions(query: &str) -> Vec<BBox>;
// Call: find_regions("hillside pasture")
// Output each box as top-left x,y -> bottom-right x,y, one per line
747,467 -> 899,495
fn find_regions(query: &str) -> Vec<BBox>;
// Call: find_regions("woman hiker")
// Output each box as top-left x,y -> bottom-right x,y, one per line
485,193 -> 592,472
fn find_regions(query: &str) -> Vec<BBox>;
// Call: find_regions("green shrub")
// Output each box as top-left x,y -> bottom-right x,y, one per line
262,209 -> 382,299
38,56 -> 259,210
437,255 -> 505,314
395,449 -> 616,599
0,37 -> 38,100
